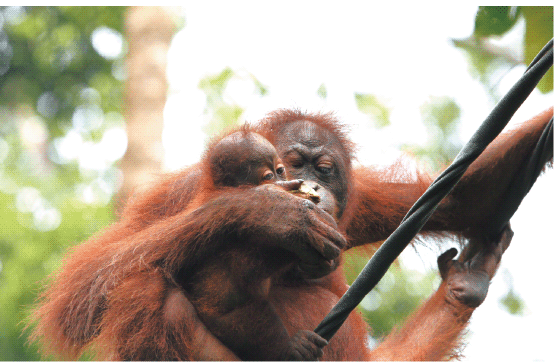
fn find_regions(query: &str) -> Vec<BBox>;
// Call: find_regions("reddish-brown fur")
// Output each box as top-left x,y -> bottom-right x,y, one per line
29,108 -> 552,360
183,127 -> 330,360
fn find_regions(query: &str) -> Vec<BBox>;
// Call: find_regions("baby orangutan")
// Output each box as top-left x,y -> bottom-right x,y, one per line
183,127 -> 330,360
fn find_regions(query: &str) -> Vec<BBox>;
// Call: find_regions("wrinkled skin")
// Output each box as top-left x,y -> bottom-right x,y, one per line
439,224 -> 514,309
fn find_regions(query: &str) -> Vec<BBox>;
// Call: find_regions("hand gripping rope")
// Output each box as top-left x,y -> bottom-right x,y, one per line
314,39 -> 553,342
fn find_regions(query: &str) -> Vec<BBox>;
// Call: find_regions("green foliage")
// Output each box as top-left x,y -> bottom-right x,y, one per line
344,252 -> 439,338
198,67 -> 235,95
346,6 -> 548,335
402,96 -> 462,172
450,36 -> 518,101
0,6 -> 126,359
474,6 -> 520,37
199,67 -> 268,136
1,7 -> 125,131
0,184 -> 114,360
0,6 -> 543,359
347,6 -> 551,332
317,83 -> 327,99
521,7 -> 553,94
354,93 -> 390,128
500,289 -> 525,315
453,6 -> 552,95
452,8 -> 551,313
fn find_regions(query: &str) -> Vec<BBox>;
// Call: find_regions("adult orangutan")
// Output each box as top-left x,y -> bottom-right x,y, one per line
183,126 -> 331,360
30,107 -> 552,360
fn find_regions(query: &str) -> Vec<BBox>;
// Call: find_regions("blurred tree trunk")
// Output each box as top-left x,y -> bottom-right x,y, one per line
118,6 -> 175,206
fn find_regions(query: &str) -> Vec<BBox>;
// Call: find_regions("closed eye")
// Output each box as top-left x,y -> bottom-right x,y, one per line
316,161 -> 333,175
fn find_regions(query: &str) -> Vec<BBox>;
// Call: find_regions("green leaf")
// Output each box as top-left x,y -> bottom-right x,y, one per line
420,96 -> 460,130
354,93 -> 390,128
198,67 -> 235,94
500,289 -> 525,315
474,6 -> 520,37
522,6 -> 553,93
317,84 -> 327,100
252,76 -> 268,96
203,104 -> 244,136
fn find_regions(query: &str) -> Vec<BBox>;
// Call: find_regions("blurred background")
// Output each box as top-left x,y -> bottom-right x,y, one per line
0,5 -> 551,360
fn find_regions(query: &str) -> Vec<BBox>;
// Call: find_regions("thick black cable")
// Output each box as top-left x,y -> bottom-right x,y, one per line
314,39 -> 553,341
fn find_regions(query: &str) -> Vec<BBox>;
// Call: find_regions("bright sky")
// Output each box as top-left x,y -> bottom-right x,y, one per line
162,3 -> 552,359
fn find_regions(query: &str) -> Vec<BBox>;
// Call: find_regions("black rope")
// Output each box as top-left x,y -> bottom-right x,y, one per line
314,39 -> 553,341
